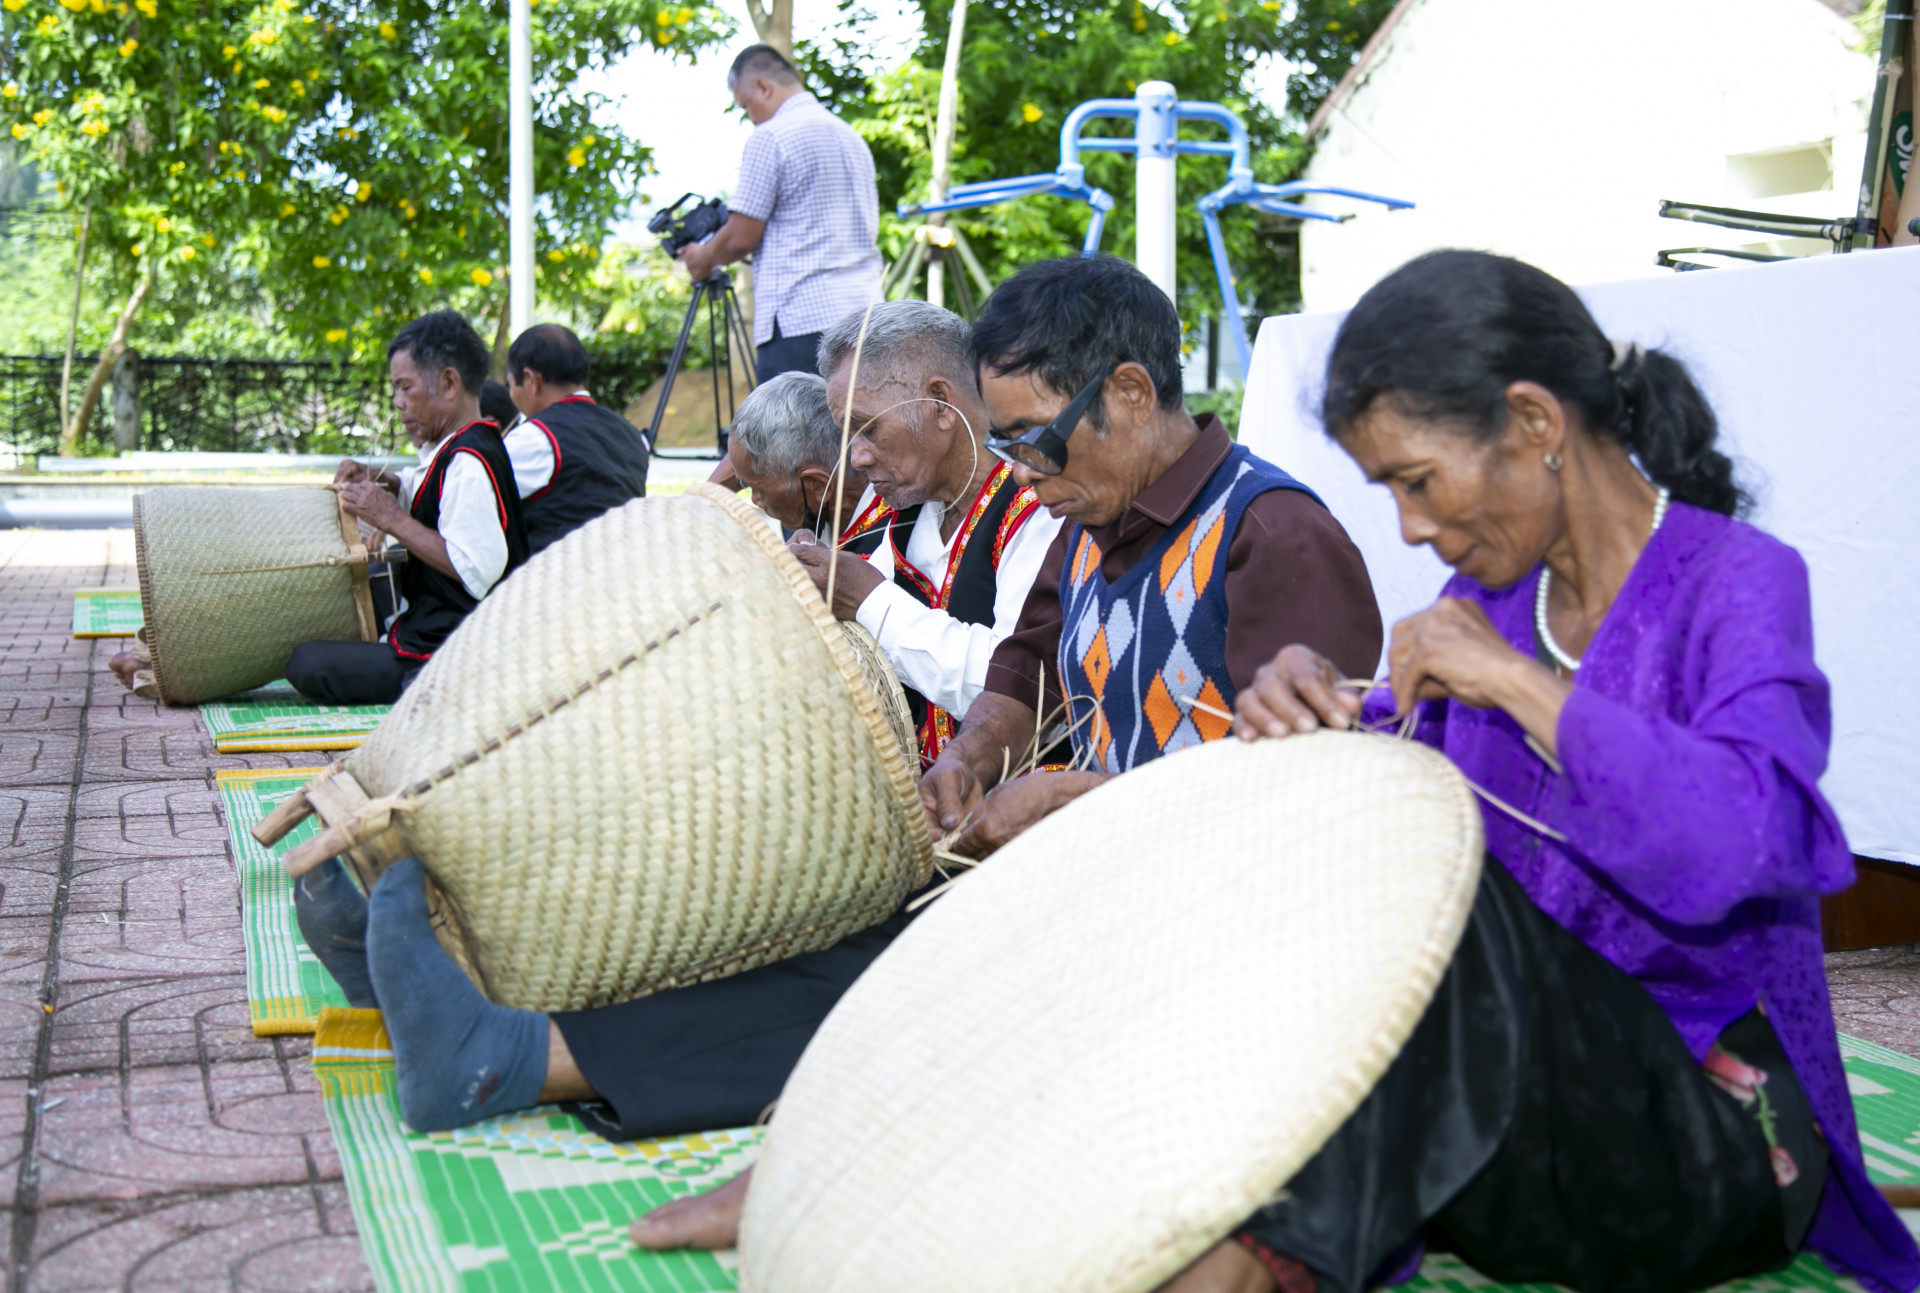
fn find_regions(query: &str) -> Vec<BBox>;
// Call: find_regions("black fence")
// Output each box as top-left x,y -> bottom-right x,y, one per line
0,344 -> 676,464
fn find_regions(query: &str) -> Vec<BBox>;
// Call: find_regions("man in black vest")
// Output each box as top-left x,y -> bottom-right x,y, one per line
501,324 -> 649,553
286,311 -> 529,705
786,299 -> 1064,771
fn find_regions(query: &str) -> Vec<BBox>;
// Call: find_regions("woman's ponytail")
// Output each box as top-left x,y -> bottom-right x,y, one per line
1610,345 -> 1747,516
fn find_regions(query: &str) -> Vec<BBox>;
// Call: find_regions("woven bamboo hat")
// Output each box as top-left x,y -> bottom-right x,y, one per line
133,486 -> 378,705
261,484 -> 932,1014
738,730 -> 1483,1293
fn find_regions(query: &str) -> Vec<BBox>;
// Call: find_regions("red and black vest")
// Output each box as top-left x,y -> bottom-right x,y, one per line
886,461 -> 1041,768
520,395 -> 650,553
389,420 -> 529,661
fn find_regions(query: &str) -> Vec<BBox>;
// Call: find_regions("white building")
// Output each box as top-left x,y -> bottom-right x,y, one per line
1295,0 -> 1875,312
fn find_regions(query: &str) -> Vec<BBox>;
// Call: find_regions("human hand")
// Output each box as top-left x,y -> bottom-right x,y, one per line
629,1168 -> 749,1251
949,771 -> 1107,859
334,458 -> 372,486
678,241 -> 716,283
1233,645 -> 1363,741
337,479 -> 409,533
786,530 -> 882,620
920,753 -> 985,836
1388,596 -> 1538,716
1152,1239 -> 1278,1293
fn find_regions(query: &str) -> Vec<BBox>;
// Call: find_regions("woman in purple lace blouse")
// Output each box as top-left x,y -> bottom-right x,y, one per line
1193,251 -> 1920,1293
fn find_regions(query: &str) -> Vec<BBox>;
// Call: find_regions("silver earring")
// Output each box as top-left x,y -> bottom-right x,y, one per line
1544,451 -> 1563,472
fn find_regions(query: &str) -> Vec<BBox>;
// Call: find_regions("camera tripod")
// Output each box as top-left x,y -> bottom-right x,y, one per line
644,267 -> 758,459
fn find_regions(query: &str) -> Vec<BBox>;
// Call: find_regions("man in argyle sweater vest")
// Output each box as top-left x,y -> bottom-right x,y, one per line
921,254 -> 1381,852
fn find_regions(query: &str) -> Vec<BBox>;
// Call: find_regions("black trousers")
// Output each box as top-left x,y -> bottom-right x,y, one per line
1240,861 -> 1824,1293
553,911 -> 907,1142
285,640 -> 422,706
755,319 -> 824,382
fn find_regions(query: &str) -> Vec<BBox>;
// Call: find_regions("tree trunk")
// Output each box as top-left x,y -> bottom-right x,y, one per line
925,0 -> 968,309
489,286 -> 513,382
744,0 -> 794,61
62,273 -> 154,456
59,208 -> 92,437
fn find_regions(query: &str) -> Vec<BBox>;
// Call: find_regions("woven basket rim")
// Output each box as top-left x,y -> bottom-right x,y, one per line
690,482 -> 933,882
129,494 -> 181,705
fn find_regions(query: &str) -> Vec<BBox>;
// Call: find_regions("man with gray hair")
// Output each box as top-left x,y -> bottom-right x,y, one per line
787,299 -> 1063,770
726,371 -> 890,551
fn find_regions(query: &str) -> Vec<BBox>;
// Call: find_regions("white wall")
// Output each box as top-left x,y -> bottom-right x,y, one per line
1298,0 -> 1872,312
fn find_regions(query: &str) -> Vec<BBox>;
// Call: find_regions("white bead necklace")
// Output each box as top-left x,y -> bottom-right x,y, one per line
1534,485 -> 1671,674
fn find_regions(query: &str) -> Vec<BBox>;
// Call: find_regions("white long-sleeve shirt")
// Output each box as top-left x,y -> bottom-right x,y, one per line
853,487 -> 1062,721
499,390 -> 591,498
396,429 -> 510,601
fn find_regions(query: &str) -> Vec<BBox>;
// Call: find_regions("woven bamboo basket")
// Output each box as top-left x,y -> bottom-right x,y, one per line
739,730 -> 1484,1293
256,484 -> 932,1013
133,486 -> 378,705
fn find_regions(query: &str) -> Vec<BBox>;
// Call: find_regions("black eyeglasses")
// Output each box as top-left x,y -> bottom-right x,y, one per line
984,364 -> 1115,476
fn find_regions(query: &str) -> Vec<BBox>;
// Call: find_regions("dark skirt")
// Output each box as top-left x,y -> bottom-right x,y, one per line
1238,860 -> 1827,1293
553,911 -> 908,1142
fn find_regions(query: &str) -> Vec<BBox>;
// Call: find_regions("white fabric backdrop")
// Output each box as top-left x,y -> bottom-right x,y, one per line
1240,246 -> 1920,864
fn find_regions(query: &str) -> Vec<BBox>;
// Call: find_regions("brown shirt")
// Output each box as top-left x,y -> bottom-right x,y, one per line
983,416 -> 1383,713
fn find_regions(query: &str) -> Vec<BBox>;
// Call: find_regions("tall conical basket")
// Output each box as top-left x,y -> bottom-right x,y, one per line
259,484 -> 933,1014
133,486 -> 378,705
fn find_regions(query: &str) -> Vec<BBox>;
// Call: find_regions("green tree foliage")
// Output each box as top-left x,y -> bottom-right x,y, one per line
0,0 -> 730,372
799,0 -> 1397,334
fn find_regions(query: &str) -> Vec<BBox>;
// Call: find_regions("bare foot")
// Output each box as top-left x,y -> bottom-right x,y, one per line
107,651 -> 142,690
1154,1239 -> 1281,1293
629,1167 -> 751,1250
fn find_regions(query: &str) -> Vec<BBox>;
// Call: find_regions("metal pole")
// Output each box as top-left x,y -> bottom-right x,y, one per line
508,0 -> 536,332
926,0 -> 969,310
1855,0 -> 1914,249
1133,81 -> 1178,300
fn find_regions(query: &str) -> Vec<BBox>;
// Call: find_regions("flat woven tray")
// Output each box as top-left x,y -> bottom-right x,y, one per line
201,695 -> 389,753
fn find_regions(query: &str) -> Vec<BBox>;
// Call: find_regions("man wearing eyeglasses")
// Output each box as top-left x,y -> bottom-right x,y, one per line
921,254 -> 1384,853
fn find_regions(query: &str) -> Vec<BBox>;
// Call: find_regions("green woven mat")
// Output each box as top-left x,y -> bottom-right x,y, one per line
217,768 -> 352,1034
201,689 -> 389,753
315,1008 -> 754,1293
71,587 -> 143,638
312,1017 -> 1920,1293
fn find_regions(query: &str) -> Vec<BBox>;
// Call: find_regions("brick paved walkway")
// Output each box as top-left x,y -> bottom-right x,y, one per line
0,530 -> 371,1293
0,528 -> 1915,1291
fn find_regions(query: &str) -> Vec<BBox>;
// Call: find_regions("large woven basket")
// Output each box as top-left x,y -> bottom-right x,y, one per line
133,486 -> 376,705
295,484 -> 932,1013
739,730 -> 1483,1293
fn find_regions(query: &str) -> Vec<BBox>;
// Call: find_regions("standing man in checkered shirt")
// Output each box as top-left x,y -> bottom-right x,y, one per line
677,44 -> 883,381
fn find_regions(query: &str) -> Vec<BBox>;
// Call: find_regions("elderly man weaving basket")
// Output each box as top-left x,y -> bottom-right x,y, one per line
727,370 -> 892,551
285,311 -> 529,705
784,299 -> 1065,770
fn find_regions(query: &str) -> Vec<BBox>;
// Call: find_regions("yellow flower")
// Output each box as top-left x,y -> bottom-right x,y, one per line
674,6 -> 692,22
261,105 -> 287,123
81,92 -> 105,113
154,216 -> 170,231
222,43 -> 238,57
325,328 -> 348,342
547,249 -> 564,262
80,119 -> 107,137
395,247 -> 407,258
135,0 -> 154,11
179,245 -> 195,259
290,80 -> 304,96
312,255 -> 331,268
33,109 -> 54,125
581,134 -> 596,146
8,124 -> 27,141
1,84 -> 15,99
88,0 -> 105,12
470,267 -> 492,286
328,205 -> 347,225
2,0 -> 24,11
253,77 -> 271,89
377,20 -> 395,38
1163,30 -> 1180,44
249,26 -> 277,44
337,126 -> 357,140
1132,0 -> 1146,31
130,241 -> 142,256
566,146 -> 585,168
399,199 -> 416,219
279,202 -> 295,216
655,27 -> 673,43
1021,102 -> 1041,124
655,9 -> 669,23
58,0 -> 85,12
36,15 -> 59,34
233,61 -> 242,73
354,184 -> 370,202
169,159 -> 185,174
418,267 -> 432,284
200,233 -> 215,246
118,37 -> 138,55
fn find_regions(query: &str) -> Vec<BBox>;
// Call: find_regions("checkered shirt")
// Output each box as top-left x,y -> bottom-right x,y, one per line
731,92 -> 882,347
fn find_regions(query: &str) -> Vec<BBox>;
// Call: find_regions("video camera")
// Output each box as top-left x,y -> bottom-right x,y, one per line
648,193 -> 728,257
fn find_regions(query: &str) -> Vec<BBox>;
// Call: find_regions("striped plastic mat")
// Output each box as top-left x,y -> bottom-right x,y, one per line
313,1018 -> 1920,1292
315,1008 -> 755,1293
217,768 -> 352,1035
201,689 -> 389,753
71,587 -> 144,638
